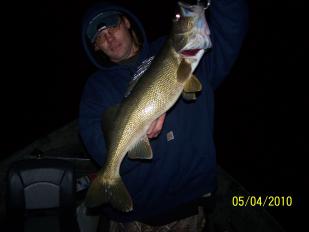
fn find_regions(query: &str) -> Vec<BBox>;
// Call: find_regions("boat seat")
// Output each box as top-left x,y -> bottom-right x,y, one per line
6,158 -> 79,232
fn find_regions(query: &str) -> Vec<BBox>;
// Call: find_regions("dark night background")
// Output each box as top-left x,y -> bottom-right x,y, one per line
1,0 -> 307,231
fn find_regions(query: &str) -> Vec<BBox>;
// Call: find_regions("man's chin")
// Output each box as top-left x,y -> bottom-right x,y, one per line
110,55 -> 124,63
110,52 -> 131,63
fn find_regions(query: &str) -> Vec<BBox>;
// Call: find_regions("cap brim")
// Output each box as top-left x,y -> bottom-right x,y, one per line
87,11 -> 121,42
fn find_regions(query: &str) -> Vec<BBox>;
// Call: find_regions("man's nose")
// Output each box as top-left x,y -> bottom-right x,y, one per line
104,29 -> 114,42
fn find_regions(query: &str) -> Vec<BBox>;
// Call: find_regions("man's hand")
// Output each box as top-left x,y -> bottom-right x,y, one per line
147,113 -> 166,138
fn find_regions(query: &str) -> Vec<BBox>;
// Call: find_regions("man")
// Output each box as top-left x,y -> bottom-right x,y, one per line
79,0 -> 248,231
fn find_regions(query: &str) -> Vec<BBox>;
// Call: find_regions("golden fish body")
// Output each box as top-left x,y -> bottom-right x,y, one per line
85,1 -> 212,212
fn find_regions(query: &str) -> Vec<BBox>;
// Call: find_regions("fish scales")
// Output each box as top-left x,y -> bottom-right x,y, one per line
85,1 -> 212,212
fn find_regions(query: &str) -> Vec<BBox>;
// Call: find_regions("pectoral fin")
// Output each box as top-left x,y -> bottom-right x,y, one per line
183,74 -> 202,92
128,135 -> 153,159
177,59 -> 192,83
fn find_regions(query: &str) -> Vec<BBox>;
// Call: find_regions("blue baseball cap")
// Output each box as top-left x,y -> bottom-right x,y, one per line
86,11 -> 122,43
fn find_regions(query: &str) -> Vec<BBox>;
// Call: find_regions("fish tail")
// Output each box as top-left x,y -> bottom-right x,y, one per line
84,175 -> 133,212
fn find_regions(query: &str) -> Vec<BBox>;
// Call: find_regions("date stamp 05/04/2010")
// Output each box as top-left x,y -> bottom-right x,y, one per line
232,195 -> 293,207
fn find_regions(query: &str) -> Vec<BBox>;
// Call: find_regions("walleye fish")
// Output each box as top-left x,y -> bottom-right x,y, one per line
85,1 -> 212,212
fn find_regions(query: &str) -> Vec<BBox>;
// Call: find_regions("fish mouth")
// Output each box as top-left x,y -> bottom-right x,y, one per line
180,49 -> 201,57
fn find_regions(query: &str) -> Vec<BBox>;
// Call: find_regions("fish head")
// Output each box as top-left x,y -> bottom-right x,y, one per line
171,1 -> 212,58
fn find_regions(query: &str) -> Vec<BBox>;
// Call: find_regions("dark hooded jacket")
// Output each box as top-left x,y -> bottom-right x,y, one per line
79,0 -> 248,223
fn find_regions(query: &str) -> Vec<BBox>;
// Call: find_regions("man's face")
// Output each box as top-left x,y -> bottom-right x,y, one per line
94,16 -> 137,63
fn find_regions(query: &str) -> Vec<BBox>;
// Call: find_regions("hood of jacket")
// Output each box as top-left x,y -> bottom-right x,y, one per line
81,2 -> 149,70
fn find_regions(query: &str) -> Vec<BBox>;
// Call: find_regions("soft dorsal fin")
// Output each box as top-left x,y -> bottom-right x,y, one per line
177,59 -> 192,83
183,74 -> 202,93
127,135 -> 153,160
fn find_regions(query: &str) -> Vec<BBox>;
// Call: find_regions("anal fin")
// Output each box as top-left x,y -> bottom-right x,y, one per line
128,135 -> 153,159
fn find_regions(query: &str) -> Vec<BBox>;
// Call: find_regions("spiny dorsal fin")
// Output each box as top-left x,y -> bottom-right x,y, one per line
177,59 -> 192,83
128,135 -> 153,159
183,74 -> 202,92
124,56 -> 155,97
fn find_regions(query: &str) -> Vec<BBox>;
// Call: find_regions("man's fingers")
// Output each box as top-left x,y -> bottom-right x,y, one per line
147,113 -> 166,138
154,114 -> 166,132
147,121 -> 157,137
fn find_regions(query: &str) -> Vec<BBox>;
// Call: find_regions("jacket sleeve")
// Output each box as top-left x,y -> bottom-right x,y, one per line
79,78 -> 108,166
198,0 -> 249,89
